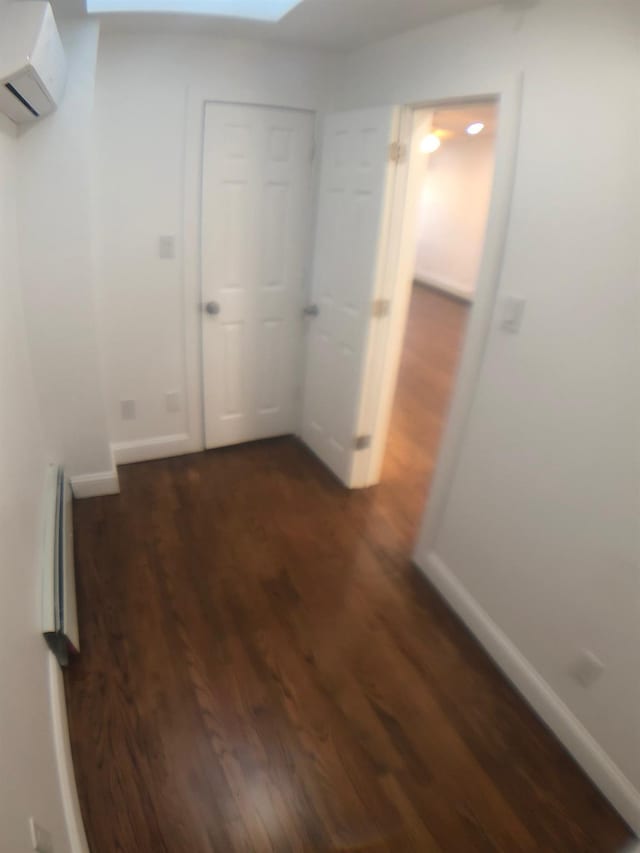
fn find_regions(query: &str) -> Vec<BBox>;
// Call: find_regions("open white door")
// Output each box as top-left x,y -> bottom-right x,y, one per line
301,107 -> 400,487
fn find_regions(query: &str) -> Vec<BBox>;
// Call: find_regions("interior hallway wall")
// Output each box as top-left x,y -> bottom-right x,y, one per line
0,105 -> 72,853
16,19 -> 116,494
93,32 -> 339,463
415,134 -> 495,300
338,0 -> 640,828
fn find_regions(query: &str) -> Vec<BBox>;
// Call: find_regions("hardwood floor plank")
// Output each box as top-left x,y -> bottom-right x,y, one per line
65,286 -> 632,852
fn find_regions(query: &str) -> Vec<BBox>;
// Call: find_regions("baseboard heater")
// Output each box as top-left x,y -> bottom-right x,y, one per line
42,465 -> 80,667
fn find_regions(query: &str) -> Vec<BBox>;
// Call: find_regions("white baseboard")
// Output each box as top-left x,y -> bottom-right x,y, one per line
111,432 -> 197,465
70,467 -> 120,499
417,549 -> 640,836
49,655 -> 90,853
414,272 -> 474,303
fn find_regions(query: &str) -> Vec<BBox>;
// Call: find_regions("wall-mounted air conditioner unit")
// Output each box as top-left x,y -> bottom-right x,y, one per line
0,1 -> 66,124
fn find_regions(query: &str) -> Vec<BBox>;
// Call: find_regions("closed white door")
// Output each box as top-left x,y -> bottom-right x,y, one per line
301,107 -> 399,486
201,103 -> 315,448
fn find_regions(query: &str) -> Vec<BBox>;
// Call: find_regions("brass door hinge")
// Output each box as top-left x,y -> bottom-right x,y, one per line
354,435 -> 372,451
372,299 -> 391,318
388,141 -> 406,163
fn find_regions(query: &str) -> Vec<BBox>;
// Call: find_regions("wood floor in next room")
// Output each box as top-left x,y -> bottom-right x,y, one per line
65,286 -> 632,852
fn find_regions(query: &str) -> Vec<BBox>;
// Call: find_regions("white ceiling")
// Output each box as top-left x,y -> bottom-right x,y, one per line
51,0 -> 513,50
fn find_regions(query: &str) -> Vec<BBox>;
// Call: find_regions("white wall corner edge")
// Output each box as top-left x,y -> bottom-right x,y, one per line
70,469 -> 120,499
70,457 -> 120,499
414,272 -> 474,303
49,654 -> 90,853
416,548 -> 640,837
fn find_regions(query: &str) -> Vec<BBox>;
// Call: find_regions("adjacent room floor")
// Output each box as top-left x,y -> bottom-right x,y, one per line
65,286 -> 632,851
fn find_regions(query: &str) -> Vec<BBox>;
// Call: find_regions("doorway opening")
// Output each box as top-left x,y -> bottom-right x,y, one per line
190,91 -> 517,518
377,101 -> 499,519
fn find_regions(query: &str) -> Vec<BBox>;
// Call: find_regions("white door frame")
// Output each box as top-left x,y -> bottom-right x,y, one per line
350,105 -> 433,488
183,91 -> 319,457
354,75 -> 524,550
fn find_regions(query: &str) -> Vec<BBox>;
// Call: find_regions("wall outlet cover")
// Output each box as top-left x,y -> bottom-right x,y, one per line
569,649 -> 605,689
121,399 -> 136,421
29,818 -> 53,853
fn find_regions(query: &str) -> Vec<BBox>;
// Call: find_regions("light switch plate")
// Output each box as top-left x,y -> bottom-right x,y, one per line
158,235 -> 176,259
165,390 -> 181,413
30,818 -> 53,853
500,295 -> 527,333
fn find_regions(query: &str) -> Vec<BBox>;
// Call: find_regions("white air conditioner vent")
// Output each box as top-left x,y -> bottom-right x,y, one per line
0,2 -> 66,124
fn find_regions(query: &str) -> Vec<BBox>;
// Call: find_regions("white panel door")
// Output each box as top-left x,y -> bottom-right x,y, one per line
301,107 -> 399,486
201,103 -> 314,448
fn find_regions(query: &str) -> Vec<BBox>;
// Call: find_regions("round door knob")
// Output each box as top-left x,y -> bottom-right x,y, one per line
204,301 -> 220,316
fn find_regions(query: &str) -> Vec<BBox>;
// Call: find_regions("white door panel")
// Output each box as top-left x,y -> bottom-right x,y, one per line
302,107 -> 399,486
201,104 -> 314,449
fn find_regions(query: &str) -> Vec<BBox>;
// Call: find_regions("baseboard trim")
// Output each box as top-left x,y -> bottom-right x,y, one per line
111,432 -> 197,466
49,655 -> 90,853
70,467 -> 120,499
414,273 -> 474,303
417,549 -> 640,835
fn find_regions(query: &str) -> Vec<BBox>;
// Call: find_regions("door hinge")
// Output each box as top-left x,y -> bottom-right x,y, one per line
354,435 -> 372,451
388,141 -> 406,163
372,298 -> 391,318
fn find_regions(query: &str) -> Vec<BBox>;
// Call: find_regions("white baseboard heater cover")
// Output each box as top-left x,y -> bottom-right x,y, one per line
42,465 -> 80,666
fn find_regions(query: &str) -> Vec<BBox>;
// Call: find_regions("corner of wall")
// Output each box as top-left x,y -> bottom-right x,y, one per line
414,547 -> 640,836
70,444 -> 120,499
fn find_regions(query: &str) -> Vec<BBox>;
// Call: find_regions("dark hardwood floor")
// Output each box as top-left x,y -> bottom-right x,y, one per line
66,285 -> 632,852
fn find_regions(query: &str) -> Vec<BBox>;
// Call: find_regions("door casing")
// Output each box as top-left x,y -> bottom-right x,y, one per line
339,78 -> 524,556
183,96 -> 320,457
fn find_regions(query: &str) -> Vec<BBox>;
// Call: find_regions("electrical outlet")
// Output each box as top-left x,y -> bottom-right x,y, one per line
165,391 -> 181,413
569,649 -> 605,688
121,399 -> 136,421
158,235 -> 176,259
29,818 -> 53,853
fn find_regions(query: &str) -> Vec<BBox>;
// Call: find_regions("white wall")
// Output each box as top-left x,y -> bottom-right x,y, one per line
94,32 -> 338,462
31,0 -> 637,836
17,19 -> 117,494
0,109 -> 72,852
415,134 -> 495,299
340,0 -> 640,829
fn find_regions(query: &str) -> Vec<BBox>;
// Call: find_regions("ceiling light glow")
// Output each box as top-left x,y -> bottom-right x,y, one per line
420,134 -> 441,154
466,122 -> 485,136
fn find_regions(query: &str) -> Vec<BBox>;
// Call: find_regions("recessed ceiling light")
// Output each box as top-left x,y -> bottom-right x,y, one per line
86,0 -> 303,19
466,122 -> 485,136
420,134 -> 441,154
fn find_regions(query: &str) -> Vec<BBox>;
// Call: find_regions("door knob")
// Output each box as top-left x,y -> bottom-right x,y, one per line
203,301 -> 220,316
303,304 -> 319,317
